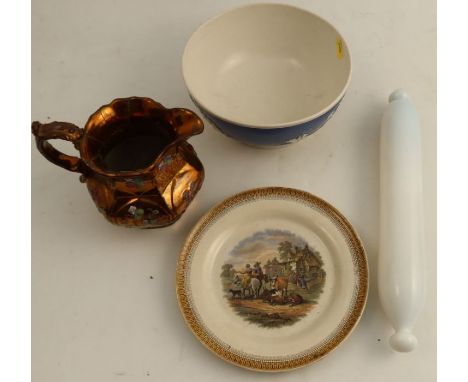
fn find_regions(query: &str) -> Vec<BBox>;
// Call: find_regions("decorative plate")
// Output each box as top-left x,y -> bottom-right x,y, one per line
176,187 -> 368,371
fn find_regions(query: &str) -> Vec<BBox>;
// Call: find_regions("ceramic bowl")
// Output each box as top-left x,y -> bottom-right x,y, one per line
182,3 -> 352,147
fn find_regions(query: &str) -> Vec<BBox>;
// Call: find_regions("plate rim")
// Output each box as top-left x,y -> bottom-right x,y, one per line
176,187 -> 368,372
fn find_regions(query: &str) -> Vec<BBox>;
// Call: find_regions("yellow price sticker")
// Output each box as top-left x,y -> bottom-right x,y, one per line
336,38 -> 344,59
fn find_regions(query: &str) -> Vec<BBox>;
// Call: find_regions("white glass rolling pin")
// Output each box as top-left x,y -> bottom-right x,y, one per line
378,89 -> 424,352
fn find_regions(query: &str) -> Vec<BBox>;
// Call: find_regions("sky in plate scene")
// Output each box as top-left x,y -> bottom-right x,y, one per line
227,229 -> 308,267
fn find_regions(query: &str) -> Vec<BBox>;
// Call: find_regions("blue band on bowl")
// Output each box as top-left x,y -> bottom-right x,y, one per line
191,98 -> 342,146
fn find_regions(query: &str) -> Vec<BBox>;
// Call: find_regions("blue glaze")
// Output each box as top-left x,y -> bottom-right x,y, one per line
193,100 -> 342,146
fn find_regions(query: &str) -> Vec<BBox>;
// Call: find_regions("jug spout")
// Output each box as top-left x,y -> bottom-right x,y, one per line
169,108 -> 204,139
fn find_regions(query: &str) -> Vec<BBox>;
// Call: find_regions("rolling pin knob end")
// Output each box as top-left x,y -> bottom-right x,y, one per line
388,88 -> 409,103
389,330 -> 418,352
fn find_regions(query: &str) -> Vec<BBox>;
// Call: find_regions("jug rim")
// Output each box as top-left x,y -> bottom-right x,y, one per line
79,97 -> 202,177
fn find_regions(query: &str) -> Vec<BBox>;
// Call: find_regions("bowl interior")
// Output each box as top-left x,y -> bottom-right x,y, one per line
183,4 -> 351,128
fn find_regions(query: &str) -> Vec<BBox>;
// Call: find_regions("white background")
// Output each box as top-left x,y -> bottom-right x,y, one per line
31,0 -> 436,381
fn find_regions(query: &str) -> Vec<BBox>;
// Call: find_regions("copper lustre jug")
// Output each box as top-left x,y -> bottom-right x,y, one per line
32,97 -> 204,228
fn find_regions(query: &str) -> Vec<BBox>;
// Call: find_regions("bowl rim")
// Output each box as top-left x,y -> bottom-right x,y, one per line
182,3 -> 352,130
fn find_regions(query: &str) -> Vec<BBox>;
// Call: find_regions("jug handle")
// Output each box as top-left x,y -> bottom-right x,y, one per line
32,121 -> 84,173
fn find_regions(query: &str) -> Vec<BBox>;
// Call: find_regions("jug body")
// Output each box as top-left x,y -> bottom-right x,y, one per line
84,140 -> 204,228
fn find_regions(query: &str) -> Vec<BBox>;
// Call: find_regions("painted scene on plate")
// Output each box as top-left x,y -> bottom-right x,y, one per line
221,229 -> 326,328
